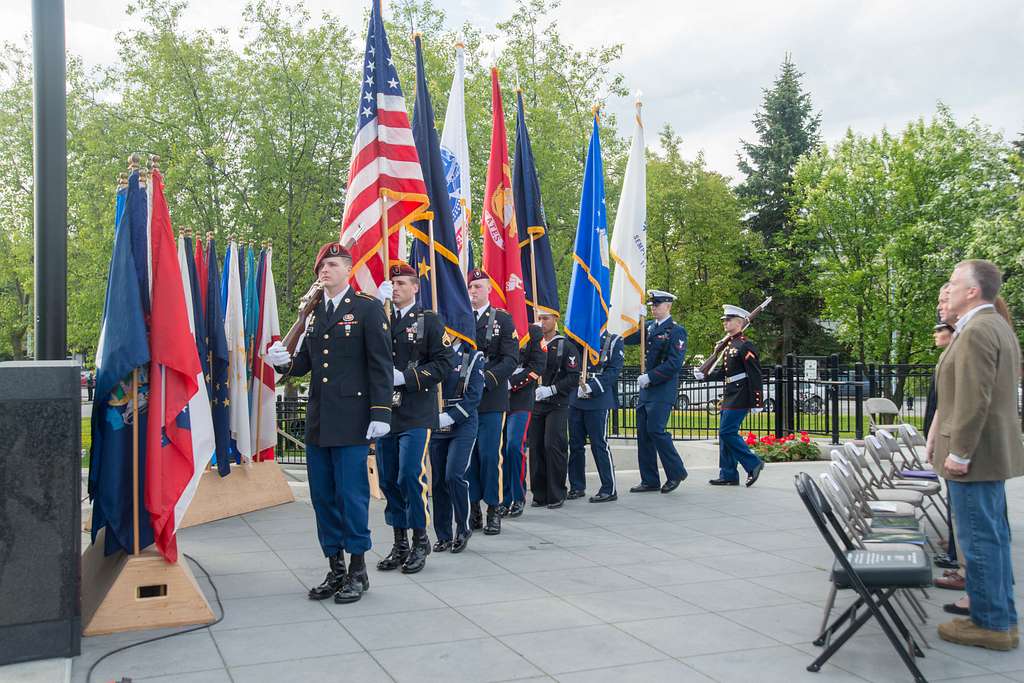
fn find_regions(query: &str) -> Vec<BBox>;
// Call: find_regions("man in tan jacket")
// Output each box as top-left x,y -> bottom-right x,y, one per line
930,259 -> 1024,650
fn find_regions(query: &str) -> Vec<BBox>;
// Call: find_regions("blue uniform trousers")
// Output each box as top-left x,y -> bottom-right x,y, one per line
502,410 -> 531,506
468,411 -> 506,507
636,401 -> 687,486
718,409 -> 763,482
568,408 -> 616,496
430,417 -> 477,542
375,428 -> 431,530
305,443 -> 372,556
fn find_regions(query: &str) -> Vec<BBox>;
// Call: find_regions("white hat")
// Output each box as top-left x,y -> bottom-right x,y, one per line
647,290 -> 676,304
721,304 -> 750,320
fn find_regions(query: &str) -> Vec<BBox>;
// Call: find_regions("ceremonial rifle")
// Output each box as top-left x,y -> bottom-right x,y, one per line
281,281 -> 325,355
697,296 -> 772,377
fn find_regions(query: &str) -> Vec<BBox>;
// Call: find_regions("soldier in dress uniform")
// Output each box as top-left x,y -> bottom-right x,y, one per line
694,305 -> 765,487
528,311 -> 581,508
373,262 -> 454,574
466,268 -> 519,535
626,290 -> 689,494
568,330 -> 625,503
266,242 -> 392,604
430,338 -> 485,553
502,322 -> 546,518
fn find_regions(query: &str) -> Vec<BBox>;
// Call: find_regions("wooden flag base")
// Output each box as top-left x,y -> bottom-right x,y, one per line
179,460 -> 296,528
81,529 -> 215,636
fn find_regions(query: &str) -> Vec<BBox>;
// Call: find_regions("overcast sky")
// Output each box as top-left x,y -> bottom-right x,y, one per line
3,0 -> 1022,180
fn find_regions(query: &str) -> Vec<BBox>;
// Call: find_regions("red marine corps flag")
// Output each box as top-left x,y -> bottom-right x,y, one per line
481,67 -> 528,343
340,0 -> 429,293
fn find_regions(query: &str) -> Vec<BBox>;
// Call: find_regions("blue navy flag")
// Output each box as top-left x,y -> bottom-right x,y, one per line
89,179 -> 155,556
564,115 -> 611,366
126,171 -> 150,314
205,239 -> 232,476
513,90 -> 559,322
408,34 -> 476,347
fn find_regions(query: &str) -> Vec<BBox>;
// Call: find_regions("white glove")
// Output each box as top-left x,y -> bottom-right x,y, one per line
637,373 -> 651,389
393,368 -> 406,386
507,379 -> 512,390
376,280 -> 394,303
535,385 -> 555,401
366,421 -> 391,439
438,413 -> 454,429
266,341 -> 291,366
693,370 -> 705,381
577,385 -> 592,399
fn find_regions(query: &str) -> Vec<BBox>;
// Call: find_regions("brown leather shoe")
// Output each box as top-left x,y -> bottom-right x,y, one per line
934,574 -> 966,590
938,618 -> 1018,651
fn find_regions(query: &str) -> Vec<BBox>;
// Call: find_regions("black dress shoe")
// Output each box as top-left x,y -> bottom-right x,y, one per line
484,505 -> 502,535
567,489 -> 586,500
308,551 -> 346,600
934,553 -> 960,570
450,530 -> 471,553
708,478 -> 740,486
531,499 -> 546,507
433,539 -> 452,553
376,528 -> 409,571
508,501 -> 525,517
470,502 -> 483,530
497,505 -> 510,518
547,499 -> 565,509
629,483 -> 660,493
745,462 -> 765,487
944,602 -> 970,616
401,529 -> 431,574
589,492 -> 617,503
333,555 -> 369,604
661,479 -> 683,494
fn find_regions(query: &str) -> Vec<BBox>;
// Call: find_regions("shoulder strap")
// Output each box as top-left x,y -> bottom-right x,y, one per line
483,307 -> 498,346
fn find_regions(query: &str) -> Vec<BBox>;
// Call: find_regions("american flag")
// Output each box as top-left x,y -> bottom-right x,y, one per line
340,1 -> 428,293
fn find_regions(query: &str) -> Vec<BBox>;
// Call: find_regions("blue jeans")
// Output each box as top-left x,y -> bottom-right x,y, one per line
948,479 -> 1018,631
568,408 -> 616,495
502,411 -> 531,506
718,409 -> 763,482
376,428 -> 431,530
305,443 -> 372,556
636,401 -> 686,486
430,418 -> 476,541
468,411 -> 505,506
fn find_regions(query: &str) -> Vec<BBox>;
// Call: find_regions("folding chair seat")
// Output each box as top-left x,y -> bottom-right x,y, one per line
865,397 -> 917,437
794,472 -> 929,683
865,436 -> 941,495
879,429 -> 935,476
830,450 -> 925,508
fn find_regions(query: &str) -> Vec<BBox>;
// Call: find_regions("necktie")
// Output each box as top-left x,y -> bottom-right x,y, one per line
326,299 -> 335,318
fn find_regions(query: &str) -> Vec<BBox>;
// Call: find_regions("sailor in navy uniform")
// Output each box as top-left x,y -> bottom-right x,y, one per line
568,330 -> 625,502
465,268 -> 519,535
430,340 -> 485,553
373,262 -> 454,574
695,305 -> 765,487
528,311 -> 581,508
625,290 -> 689,494
502,322 -> 546,517
265,242 -> 392,604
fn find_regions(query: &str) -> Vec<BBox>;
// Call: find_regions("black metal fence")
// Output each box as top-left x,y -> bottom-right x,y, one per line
273,355 -> 1023,462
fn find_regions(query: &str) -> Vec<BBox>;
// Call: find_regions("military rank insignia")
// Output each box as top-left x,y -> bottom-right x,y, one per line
442,331 -> 453,347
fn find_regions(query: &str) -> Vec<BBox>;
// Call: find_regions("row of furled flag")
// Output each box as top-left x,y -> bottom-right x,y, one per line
88,164 -> 281,563
338,0 -> 648,364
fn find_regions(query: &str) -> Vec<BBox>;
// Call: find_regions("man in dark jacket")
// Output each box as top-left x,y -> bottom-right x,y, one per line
502,323 -> 546,517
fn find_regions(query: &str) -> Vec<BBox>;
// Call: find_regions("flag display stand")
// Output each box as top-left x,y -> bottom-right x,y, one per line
178,459 -> 295,528
80,529 -> 215,637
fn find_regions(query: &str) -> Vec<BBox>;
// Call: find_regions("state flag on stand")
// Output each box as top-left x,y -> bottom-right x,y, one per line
340,0 -> 429,294
512,89 -> 559,322
89,172 -> 154,556
250,247 -> 280,461
146,169 -> 215,563
481,67 -> 528,343
205,238 -> 232,476
243,244 -> 258,365
408,34 -> 476,347
565,114 -> 611,366
607,98 -> 648,338
224,240 -> 252,464
440,41 -> 474,275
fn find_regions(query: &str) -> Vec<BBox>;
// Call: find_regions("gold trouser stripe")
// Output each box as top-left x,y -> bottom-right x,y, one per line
496,413 -> 507,502
418,429 -> 432,527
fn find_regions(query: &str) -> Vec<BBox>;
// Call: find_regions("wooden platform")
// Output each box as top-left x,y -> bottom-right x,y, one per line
179,460 -> 296,528
81,530 -> 215,636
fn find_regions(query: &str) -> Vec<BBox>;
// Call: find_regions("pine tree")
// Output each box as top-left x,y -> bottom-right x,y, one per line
737,55 -> 823,358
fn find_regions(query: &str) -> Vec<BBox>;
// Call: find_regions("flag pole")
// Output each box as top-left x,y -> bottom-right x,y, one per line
379,194 -> 392,316
131,367 -> 140,555
639,315 -> 646,374
426,212 -> 444,416
253,240 -> 266,463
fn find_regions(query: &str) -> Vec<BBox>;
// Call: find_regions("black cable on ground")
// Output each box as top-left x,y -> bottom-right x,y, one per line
85,554 -> 225,683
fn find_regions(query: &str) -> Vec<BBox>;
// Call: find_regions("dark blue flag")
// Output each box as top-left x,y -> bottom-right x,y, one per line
126,171 -> 150,314
513,90 -> 560,322
205,239 -> 232,476
408,35 -> 476,347
88,181 -> 154,556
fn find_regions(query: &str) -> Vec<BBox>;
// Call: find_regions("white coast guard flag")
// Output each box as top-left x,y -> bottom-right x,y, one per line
607,98 -> 647,337
440,42 -> 473,274
250,248 -> 281,461
224,241 -> 252,462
